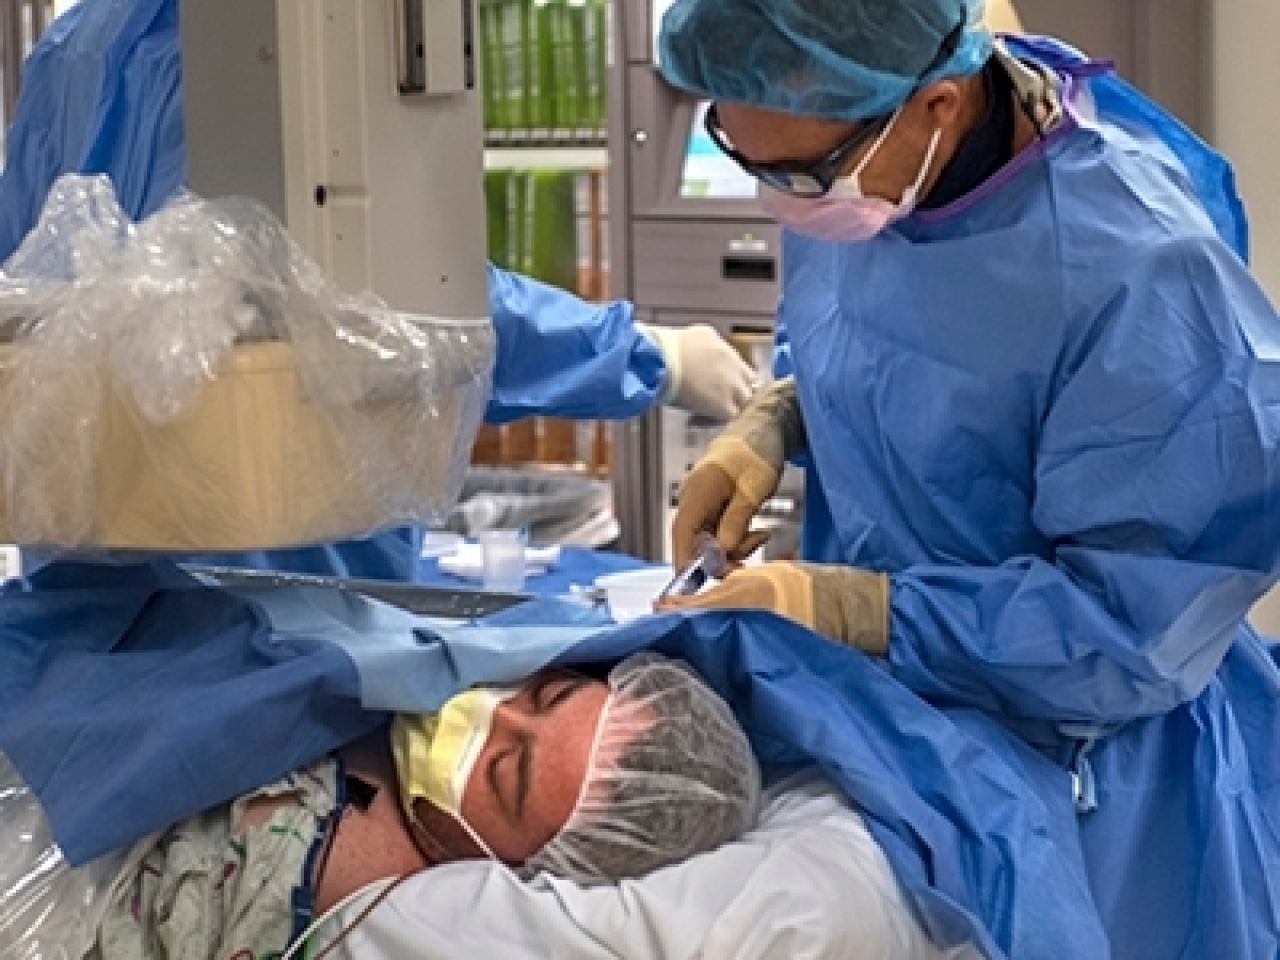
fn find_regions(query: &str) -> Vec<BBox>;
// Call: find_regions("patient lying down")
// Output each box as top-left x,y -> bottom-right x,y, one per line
86,653 -> 760,960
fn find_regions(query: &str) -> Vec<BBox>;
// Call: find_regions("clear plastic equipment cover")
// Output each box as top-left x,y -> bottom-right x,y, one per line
0,754 -> 128,960
0,175 -> 495,552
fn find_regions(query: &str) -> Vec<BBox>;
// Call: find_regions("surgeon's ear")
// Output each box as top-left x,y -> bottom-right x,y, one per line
912,79 -> 966,131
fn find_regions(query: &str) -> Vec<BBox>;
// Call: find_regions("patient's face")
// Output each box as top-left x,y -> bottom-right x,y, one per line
412,670 -> 609,864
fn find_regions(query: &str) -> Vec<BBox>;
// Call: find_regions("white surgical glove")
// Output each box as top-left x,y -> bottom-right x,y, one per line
638,323 -> 757,422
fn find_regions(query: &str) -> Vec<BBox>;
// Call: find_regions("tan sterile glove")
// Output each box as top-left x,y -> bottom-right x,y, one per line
638,323 -> 757,422
658,562 -> 891,655
670,376 -> 806,568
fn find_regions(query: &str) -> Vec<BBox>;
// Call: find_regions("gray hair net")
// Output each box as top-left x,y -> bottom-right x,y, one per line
658,0 -> 993,122
522,652 -> 761,885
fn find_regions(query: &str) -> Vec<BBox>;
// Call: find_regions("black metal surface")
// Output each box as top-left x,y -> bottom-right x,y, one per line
181,564 -> 531,619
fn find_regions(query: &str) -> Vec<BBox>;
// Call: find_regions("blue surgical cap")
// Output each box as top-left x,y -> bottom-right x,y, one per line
658,0 -> 994,122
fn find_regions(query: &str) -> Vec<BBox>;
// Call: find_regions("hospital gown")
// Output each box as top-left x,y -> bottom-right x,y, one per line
0,0 -> 664,579
773,36 -> 1280,959
90,760 -> 339,960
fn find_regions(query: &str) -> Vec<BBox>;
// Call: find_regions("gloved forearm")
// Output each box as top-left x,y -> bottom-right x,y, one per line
485,264 -> 665,422
805,563 -> 890,655
659,560 -> 889,654
713,374 -> 807,462
671,377 -> 807,566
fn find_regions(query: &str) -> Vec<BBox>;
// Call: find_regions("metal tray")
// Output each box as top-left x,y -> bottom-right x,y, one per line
181,564 -> 531,620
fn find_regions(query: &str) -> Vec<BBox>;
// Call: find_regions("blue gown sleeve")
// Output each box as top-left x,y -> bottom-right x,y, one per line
884,237 -> 1280,725
0,0 -> 183,263
484,263 -> 667,423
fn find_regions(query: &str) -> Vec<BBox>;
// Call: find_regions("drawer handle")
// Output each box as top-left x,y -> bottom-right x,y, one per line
722,256 -> 777,282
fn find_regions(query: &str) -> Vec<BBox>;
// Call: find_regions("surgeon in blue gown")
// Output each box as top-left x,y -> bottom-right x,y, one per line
656,0 -> 1280,957
0,0 -> 755,581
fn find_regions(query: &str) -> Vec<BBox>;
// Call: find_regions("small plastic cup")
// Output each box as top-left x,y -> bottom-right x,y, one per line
478,530 -> 526,593
595,567 -> 675,624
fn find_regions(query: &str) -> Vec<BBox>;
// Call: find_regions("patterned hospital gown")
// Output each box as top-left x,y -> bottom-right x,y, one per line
87,759 -> 340,960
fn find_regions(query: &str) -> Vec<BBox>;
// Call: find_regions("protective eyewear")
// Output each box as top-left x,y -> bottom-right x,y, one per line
702,105 -> 890,199
703,13 -> 968,199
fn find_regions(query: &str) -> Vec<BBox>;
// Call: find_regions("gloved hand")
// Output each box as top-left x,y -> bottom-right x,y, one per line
658,561 -> 890,654
670,376 -> 805,568
638,323 -> 756,421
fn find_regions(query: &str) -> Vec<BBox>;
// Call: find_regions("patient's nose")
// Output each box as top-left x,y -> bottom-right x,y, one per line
490,695 -> 532,737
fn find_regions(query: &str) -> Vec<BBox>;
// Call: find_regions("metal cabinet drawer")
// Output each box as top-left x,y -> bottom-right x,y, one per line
632,220 -> 782,316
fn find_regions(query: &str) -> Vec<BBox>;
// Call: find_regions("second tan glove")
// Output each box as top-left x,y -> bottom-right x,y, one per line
671,377 -> 807,568
659,561 -> 890,655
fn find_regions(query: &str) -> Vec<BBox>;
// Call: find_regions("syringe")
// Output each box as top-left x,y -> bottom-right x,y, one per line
657,532 -> 728,602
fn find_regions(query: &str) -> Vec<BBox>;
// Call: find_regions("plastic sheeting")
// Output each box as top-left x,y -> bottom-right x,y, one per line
0,0 -> 665,581
0,755 -> 129,960
0,175 -> 494,552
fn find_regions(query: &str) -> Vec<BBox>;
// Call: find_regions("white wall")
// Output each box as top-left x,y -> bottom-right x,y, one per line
1212,0 -> 1280,635
52,0 -> 79,17
1212,0 -> 1280,301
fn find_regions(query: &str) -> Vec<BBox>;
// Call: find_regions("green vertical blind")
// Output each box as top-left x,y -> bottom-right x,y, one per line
478,0 -> 608,143
485,169 -> 580,290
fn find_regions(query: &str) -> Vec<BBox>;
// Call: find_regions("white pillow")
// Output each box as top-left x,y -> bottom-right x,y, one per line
323,770 -> 963,960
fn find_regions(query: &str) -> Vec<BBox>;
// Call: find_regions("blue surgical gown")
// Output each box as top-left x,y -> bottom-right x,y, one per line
776,36 -> 1280,958
0,0 -> 664,579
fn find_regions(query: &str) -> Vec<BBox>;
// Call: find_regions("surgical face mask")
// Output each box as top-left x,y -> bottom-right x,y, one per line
390,683 -> 522,860
758,108 -> 943,243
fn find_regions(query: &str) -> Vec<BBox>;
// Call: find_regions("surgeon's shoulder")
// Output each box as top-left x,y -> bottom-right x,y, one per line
1055,215 -> 1254,372
1055,126 -> 1222,252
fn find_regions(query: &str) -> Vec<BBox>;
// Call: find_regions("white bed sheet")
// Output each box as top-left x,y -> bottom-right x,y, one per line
324,770 -> 973,960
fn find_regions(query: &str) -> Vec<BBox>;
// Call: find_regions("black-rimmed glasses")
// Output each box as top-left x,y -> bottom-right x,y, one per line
702,104 -> 890,199
701,11 -> 968,199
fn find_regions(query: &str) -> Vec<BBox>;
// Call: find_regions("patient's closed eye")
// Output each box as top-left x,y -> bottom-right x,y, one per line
491,745 -> 522,820
535,675 -> 583,713
487,676 -> 590,823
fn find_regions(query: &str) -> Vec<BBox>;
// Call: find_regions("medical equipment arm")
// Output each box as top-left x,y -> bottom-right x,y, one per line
881,239 -> 1280,726
671,376 -> 806,567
